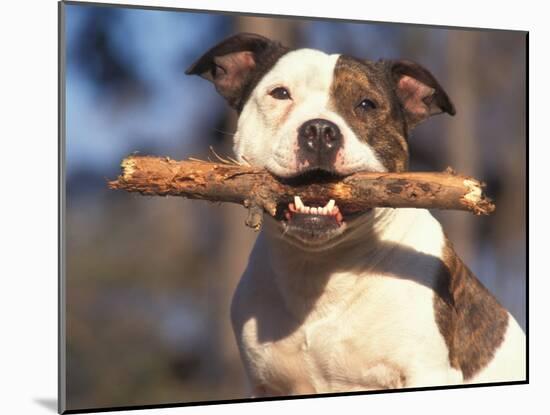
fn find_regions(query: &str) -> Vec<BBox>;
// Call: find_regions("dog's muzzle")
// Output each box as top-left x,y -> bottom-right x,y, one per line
272,169 -> 370,247
297,118 -> 342,171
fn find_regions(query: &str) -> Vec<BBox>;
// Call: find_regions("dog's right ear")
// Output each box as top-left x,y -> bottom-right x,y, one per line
186,33 -> 287,110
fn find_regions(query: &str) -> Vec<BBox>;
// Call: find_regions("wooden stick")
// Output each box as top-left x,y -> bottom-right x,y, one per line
108,156 -> 495,230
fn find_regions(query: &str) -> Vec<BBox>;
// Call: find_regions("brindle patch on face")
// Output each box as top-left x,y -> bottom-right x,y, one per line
329,56 -> 409,172
433,237 -> 509,380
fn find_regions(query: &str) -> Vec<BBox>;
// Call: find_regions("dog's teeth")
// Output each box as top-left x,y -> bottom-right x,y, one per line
326,200 -> 335,211
321,207 -> 328,215
305,206 -> 311,214
312,207 -> 318,214
294,196 -> 304,210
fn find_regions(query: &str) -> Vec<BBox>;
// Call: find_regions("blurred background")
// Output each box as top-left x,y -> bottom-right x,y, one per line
62,2 -> 527,411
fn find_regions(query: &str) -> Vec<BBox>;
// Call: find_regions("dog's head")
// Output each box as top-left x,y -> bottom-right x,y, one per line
187,33 -> 455,249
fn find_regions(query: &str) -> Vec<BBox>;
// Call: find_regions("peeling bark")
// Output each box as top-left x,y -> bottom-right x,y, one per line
108,156 -> 495,230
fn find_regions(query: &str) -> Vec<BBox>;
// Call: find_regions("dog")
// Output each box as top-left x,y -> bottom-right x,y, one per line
186,33 -> 526,396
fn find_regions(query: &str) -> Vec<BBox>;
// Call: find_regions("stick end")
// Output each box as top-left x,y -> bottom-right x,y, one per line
462,179 -> 496,215
121,157 -> 138,181
244,200 -> 264,231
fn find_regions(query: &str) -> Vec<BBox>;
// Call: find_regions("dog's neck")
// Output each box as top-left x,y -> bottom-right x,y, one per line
260,208 -> 429,321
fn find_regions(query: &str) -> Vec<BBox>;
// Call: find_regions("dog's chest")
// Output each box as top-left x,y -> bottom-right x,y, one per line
237,275 -> 455,394
232,209 -> 467,394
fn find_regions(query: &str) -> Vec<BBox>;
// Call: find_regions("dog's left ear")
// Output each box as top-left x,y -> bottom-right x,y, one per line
186,33 -> 287,110
385,60 -> 456,129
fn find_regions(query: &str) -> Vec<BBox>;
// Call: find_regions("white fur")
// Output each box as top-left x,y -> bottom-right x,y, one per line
232,209 -> 464,395
231,209 -> 525,395
228,48 -> 525,396
234,49 -> 385,177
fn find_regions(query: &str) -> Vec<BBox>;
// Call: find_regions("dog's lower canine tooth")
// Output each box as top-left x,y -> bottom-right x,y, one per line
326,200 -> 335,211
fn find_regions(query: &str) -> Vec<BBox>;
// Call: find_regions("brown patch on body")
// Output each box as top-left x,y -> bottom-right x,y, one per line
433,238 -> 509,380
328,56 -> 409,172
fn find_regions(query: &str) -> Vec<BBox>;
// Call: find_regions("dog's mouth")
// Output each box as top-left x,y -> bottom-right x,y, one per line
271,170 -> 371,246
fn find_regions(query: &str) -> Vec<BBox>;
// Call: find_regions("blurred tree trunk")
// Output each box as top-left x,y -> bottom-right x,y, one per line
489,36 -> 527,327
444,31 -> 480,266
208,17 -> 300,397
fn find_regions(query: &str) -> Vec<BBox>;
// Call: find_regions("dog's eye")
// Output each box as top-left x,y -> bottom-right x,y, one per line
269,87 -> 291,100
357,98 -> 376,112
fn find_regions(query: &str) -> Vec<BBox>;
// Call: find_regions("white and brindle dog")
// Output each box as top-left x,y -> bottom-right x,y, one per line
186,33 -> 526,396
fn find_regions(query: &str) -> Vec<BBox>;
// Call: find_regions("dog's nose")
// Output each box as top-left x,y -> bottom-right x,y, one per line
298,119 -> 342,168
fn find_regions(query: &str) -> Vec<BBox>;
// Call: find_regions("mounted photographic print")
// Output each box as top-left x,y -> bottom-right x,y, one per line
59,1 -> 528,413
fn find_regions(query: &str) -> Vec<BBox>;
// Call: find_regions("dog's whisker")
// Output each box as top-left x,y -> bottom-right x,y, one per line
209,145 -> 232,164
240,155 -> 252,166
226,156 -> 242,165
213,128 -> 236,137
